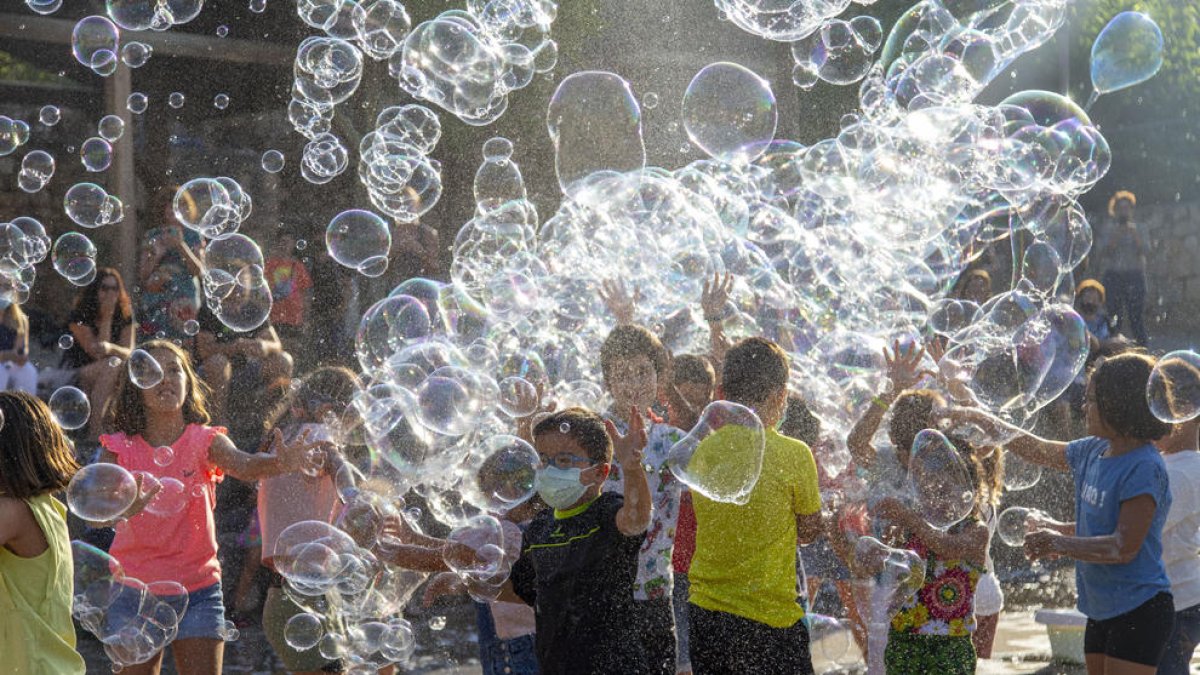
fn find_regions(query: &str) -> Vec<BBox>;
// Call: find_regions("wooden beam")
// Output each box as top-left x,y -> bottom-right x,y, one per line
0,13 -> 294,66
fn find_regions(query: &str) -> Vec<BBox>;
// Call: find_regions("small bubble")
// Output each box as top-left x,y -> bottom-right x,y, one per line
153,446 -> 174,467
127,93 -> 148,114
295,239 -> 307,251
249,0 -> 267,12
428,616 -> 446,631
168,92 -> 185,109
559,422 -> 570,434
643,92 -> 659,109
183,319 -> 200,336
39,105 -> 61,126
213,94 -> 230,110
261,150 -> 285,173
58,334 -> 74,350
216,25 -> 228,37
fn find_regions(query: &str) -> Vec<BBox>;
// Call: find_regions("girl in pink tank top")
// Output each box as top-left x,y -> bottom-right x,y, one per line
96,340 -> 316,675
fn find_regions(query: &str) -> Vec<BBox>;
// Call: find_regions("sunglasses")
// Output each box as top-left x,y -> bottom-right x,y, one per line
99,283 -> 120,291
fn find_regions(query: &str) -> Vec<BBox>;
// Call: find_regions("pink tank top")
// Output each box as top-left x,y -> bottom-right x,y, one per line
102,424 -> 227,592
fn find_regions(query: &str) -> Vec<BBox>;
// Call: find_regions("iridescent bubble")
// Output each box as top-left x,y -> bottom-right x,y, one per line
98,115 -> 125,142
668,401 -> 765,505
547,71 -> 645,198
1090,12 -> 1163,97
285,613 -> 324,651
39,105 -> 61,126
64,182 -> 122,228
1147,350 -> 1200,424
66,462 -> 136,521
174,178 -> 235,236
326,209 -> 392,277
127,92 -> 148,114
428,616 -> 446,631
80,137 -> 113,172
72,16 -> 120,71
49,385 -> 91,430
51,231 -> 99,281
168,92 -> 185,109
26,0 -> 62,15
261,150 -> 285,173
119,41 -> 152,68
128,348 -> 164,389
472,435 -> 538,510
107,0 -> 204,31
0,116 -> 27,157
249,0 -> 267,13
908,430 -> 975,530
682,62 -> 777,162
216,25 -> 228,37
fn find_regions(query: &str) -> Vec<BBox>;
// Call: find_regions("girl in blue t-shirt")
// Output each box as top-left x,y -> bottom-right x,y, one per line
948,353 -> 1174,675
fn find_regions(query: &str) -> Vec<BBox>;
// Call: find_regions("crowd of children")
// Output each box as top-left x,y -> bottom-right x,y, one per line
1,261 -> 1199,675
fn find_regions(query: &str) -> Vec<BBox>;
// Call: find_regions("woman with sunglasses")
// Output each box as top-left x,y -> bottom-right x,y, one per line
61,267 -> 134,438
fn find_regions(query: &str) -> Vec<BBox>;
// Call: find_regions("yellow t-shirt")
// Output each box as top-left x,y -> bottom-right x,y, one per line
0,493 -> 85,675
689,427 -> 822,628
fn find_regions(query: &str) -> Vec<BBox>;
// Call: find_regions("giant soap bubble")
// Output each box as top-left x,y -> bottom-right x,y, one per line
1089,12 -> 1164,102
668,401 -> 765,505
682,62 -> 777,163
1147,351 -> 1200,424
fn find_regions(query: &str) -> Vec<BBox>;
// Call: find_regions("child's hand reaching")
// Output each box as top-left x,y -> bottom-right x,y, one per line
269,427 -> 323,474
515,381 -> 555,442
125,472 -> 163,520
883,339 -> 935,393
700,272 -> 733,322
598,279 -> 638,326
606,406 -> 647,468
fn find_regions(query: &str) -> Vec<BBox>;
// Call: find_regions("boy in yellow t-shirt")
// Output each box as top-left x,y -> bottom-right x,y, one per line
688,337 -> 823,674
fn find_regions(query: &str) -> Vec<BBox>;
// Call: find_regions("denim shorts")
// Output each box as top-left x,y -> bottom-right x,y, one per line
106,581 -> 226,642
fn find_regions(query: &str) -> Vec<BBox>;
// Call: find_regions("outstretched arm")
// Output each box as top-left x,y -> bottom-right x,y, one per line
608,409 -> 651,536
1026,495 -> 1155,564
942,407 -> 1068,472
847,340 -> 933,467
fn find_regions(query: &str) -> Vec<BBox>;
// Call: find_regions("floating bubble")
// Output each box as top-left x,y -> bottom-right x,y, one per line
97,115 -> 125,142
153,445 -> 174,467
791,16 -> 883,89
1090,12 -> 1163,97
174,178 -> 235,237
208,265 -> 273,333
415,367 -> 485,437
26,0 -> 62,15
249,0 -> 267,13
1003,454 -> 1043,491
106,0 -> 203,31
64,182 -> 122,228
472,435 -> 538,510
67,462 -> 135,521
0,116 -> 27,157
998,506 -> 1038,547
668,401 -> 765,505
72,16 -> 120,71
128,349 -> 164,389
127,92 -> 148,114
682,62 -> 777,162
183,319 -> 199,336
301,133 -> 349,185
326,210 -> 392,276
59,334 -> 74,350
52,232 -> 98,285
293,36 -> 362,107
1147,351 -> 1200,424
547,72 -> 645,198
168,92 -> 185,109
216,25 -> 228,37
497,376 -> 537,417
39,105 -> 61,126
285,613 -> 325,651
143,476 -> 187,516
213,94 -> 230,110
354,294 -> 432,372
261,150 -> 285,173
18,150 -> 56,194
80,137 -> 113,172
50,385 -> 91,430
908,430 -> 976,530
642,92 -> 659,109
120,41 -> 152,68
428,616 -> 446,631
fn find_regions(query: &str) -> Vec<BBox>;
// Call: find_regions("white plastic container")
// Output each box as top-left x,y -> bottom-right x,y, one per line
1034,608 -> 1088,664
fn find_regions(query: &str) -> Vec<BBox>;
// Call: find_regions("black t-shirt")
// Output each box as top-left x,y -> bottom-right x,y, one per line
61,309 -> 132,369
510,492 -> 649,675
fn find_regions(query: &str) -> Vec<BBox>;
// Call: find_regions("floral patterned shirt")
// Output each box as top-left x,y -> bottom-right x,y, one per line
890,529 -> 984,636
603,419 -> 686,601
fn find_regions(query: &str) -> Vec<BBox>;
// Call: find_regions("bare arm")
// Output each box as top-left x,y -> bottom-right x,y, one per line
945,407 -> 1068,471
847,340 -> 934,467
1027,495 -> 1156,565
208,430 -> 309,482
880,498 -> 989,565
607,412 -> 652,536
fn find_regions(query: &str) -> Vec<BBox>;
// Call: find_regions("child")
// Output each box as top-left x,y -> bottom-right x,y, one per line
687,337 -> 823,674
599,324 -> 687,674
1156,415 -> 1200,675
873,437 -> 990,674
257,365 -> 358,674
0,391 -> 86,674
0,298 -> 38,394
97,339 -> 313,675
950,353 -> 1175,674
496,407 -> 651,674
264,230 -> 313,351
668,353 -> 715,433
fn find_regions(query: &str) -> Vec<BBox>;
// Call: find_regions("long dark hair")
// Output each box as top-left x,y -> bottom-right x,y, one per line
105,340 -> 211,436
73,266 -> 132,325
263,365 -> 360,434
0,392 -> 80,499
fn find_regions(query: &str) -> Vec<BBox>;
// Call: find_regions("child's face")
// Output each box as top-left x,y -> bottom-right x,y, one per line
535,432 -> 609,487
606,354 -> 659,415
142,348 -> 189,414
675,380 -> 713,415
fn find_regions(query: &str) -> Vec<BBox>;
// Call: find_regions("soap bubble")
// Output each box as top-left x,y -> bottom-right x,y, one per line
682,62 -> 777,162
1147,351 -> 1200,424
273,520 -> 360,593
471,435 -> 538,511
547,72 -> 646,198
127,93 -> 148,114
72,16 -> 120,71
120,41 -> 152,67
26,0 -> 62,15
643,92 -> 659,109
106,0 -> 204,31
128,349 -> 164,389
497,376 -> 537,417
144,476 -> 188,516
326,209 -> 392,276
67,463 -> 136,521
998,506 -> 1039,547
80,138 -> 113,172
174,178 -> 237,237
0,117 -> 27,157
261,150 -> 285,173
810,614 -> 852,665
168,92 -> 185,109
443,514 -> 507,578
1090,12 -> 1163,96
1003,454 -> 1043,491
214,94 -> 230,110
354,295 -> 433,371
667,401 -> 765,505
183,319 -> 199,336
790,16 -> 883,88
301,133 -> 349,185
216,25 -> 228,37
285,613 -> 325,650
39,105 -> 61,126
208,265 -> 274,333
18,150 -> 56,193
908,430 -> 975,530
98,115 -> 125,142
153,445 -> 174,467
354,0 -> 411,60
415,367 -> 484,436
52,232 -> 98,285
64,182 -> 123,228
428,616 -> 446,631
59,334 -> 74,350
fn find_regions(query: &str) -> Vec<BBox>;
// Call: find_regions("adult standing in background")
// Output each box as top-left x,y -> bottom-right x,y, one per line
1097,191 -> 1149,344
139,187 -> 204,343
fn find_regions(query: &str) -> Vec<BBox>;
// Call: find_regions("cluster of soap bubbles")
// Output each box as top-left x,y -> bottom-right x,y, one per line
0,116 -> 32,157
72,541 -> 193,669
105,0 -> 205,32
714,0 -> 879,43
17,150 -> 55,193
790,16 -> 883,89
72,15 -> 121,76
357,104 -> 443,222
393,1 -> 559,126
65,183 -> 125,228
52,231 -> 98,286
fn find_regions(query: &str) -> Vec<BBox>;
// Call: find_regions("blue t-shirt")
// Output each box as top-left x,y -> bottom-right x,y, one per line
1066,436 -> 1172,620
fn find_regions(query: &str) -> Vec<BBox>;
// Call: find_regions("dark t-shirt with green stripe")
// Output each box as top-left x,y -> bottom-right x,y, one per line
510,492 -> 648,674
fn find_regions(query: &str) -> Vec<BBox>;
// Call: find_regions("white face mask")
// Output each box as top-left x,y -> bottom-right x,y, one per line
534,465 -> 590,510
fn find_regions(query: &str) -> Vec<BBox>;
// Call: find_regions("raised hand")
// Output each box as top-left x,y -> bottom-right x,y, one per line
598,279 -> 638,326
272,427 -> 325,474
701,272 -> 733,321
605,406 -> 647,468
883,339 -> 935,392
